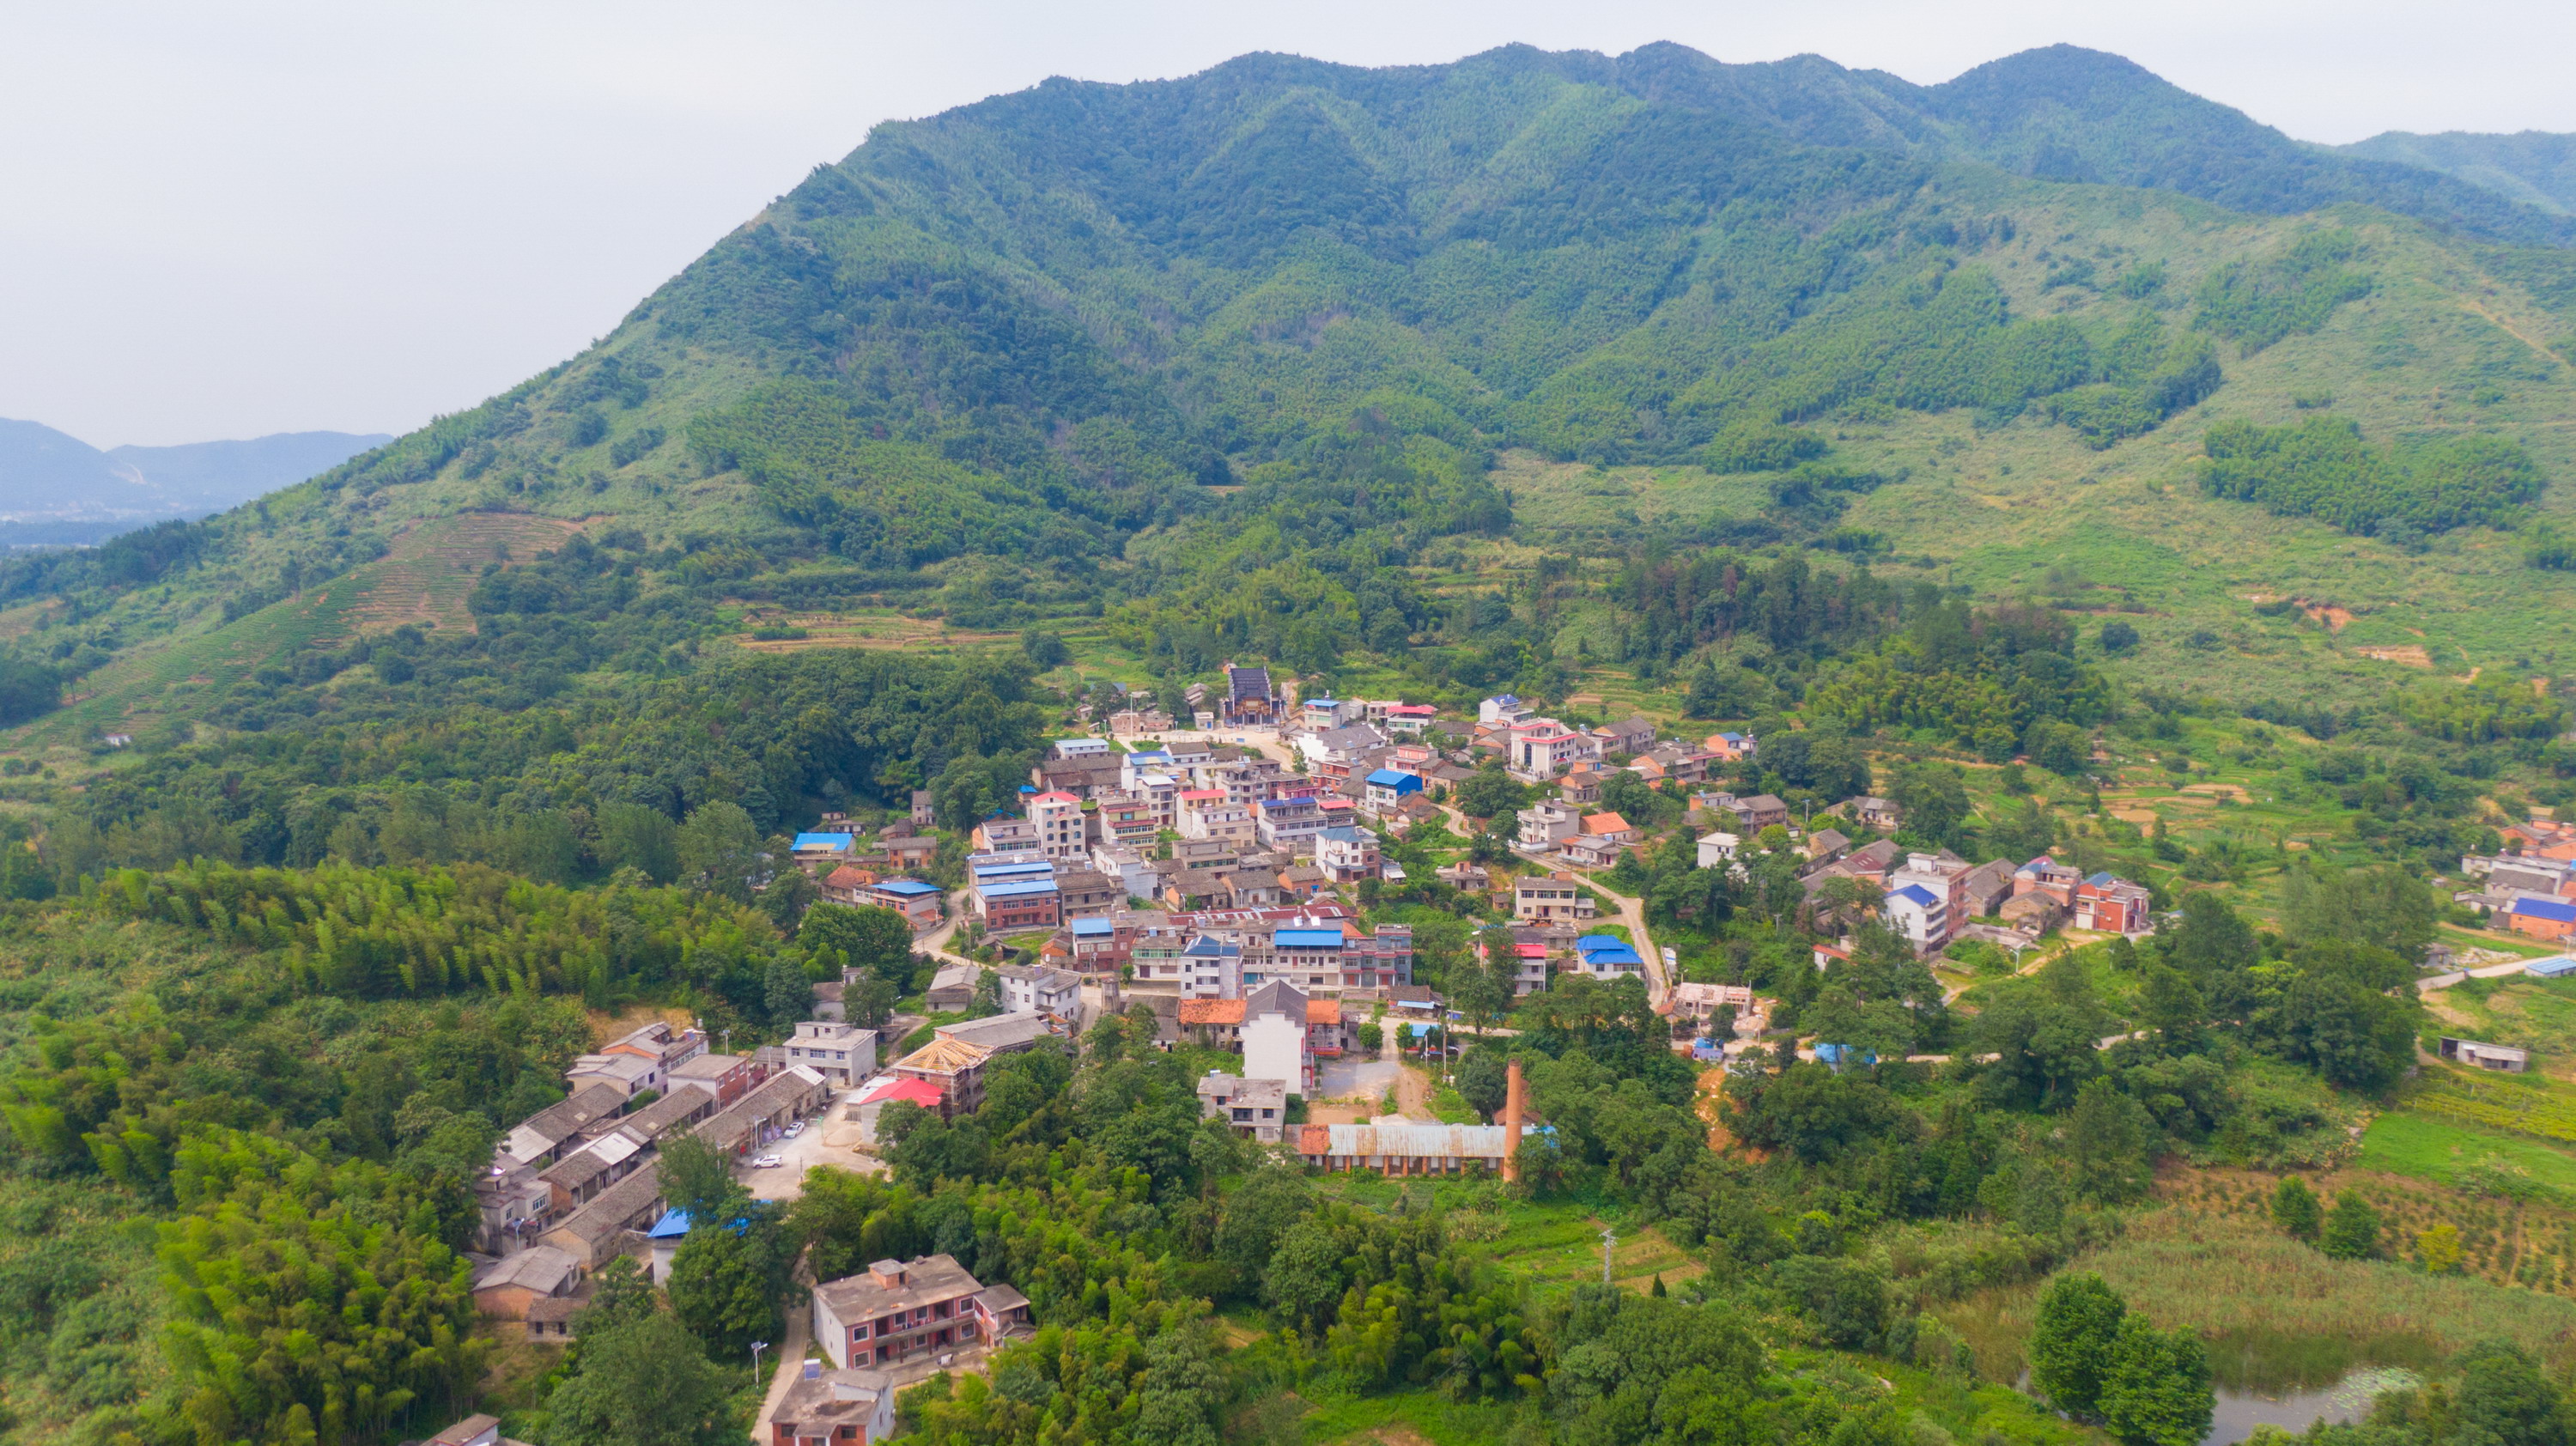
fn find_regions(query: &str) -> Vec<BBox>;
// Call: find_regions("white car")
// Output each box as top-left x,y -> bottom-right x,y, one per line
783,1121 -> 805,1139
750,1154 -> 784,1170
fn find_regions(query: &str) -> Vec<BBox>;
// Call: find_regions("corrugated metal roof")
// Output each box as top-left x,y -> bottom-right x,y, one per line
978,878 -> 1060,899
1275,928 -> 1346,947
1318,1122 -> 1515,1158
2514,897 -> 2576,922
2525,955 -> 2576,977
973,860 -> 1053,878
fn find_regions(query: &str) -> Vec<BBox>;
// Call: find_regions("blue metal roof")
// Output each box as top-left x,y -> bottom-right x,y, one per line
2086,871 -> 2119,886
1071,917 -> 1115,937
1364,769 -> 1420,788
1890,884 -> 1940,908
871,879 -> 941,896
2525,955 -> 2576,977
1275,928 -> 1346,948
978,878 -> 1060,900
1575,933 -> 1627,951
972,860 -> 1052,878
793,833 -> 852,851
2513,897 -> 2576,923
648,1209 -> 692,1240
1185,936 -> 1241,957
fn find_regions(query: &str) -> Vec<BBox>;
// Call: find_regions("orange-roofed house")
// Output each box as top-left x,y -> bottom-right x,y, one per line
1560,811 -> 1637,868
1178,994 -> 1341,1050
820,864 -> 878,905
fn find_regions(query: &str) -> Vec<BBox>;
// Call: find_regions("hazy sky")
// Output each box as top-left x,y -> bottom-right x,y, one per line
7,0 -> 2573,447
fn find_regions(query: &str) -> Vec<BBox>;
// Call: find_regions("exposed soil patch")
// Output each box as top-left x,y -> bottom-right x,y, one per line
2300,601 -> 2353,630
2355,645 -> 2433,667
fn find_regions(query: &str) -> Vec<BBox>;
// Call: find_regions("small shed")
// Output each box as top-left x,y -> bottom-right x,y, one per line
2439,1036 -> 2530,1072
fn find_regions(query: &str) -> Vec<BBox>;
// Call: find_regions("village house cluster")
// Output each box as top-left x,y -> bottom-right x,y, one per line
2456,818 -> 2576,942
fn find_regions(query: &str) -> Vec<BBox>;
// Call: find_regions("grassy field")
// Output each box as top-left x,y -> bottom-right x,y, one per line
2357,1109 -> 2576,1197
1502,205 -> 2576,710
1938,1200 -> 2576,1390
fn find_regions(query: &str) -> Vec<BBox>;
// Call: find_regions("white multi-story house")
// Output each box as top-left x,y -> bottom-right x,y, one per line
1885,851 -> 1971,951
785,1020 -> 878,1086
1027,790 -> 1089,862
1297,724 -> 1388,772
1120,750 -> 1176,790
1516,799 -> 1583,853
994,965 -> 1081,1018
1314,826 -> 1382,884
1505,719 -> 1600,781
1178,789 -> 1256,844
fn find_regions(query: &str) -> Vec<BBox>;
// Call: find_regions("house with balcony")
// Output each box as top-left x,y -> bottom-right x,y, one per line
785,1020 -> 878,1086
1196,1073 -> 1289,1143
812,1255 -> 1034,1371
858,878 -> 945,933
2074,872 -> 2156,935
1516,799 -> 1583,853
1026,791 -> 1089,862
1362,768 -> 1425,816
1513,873 -> 1596,923
995,965 -> 1081,1018
1504,720 -> 1600,782
1178,789 -> 1255,844
1315,826 -> 1382,884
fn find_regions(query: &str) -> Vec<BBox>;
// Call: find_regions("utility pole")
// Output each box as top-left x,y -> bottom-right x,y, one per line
1600,1228 -> 1617,1285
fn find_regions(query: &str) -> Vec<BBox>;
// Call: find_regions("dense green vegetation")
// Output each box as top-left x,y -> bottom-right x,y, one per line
11,34 -> 2576,1446
2201,415 -> 2547,545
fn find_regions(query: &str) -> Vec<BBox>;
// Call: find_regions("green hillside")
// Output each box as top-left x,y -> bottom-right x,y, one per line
7,40 -> 2576,750
19,42 -> 2576,1446
4,46 -> 2576,747
2341,129 -> 2576,217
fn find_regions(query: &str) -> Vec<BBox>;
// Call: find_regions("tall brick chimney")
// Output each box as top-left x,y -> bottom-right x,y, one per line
1501,1057 -> 1525,1182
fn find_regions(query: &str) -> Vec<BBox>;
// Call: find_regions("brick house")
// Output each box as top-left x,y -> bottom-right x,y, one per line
811,1255 -> 1034,1370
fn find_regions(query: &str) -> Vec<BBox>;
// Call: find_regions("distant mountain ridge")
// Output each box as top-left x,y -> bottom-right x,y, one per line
1561,43 -> 2575,246
2336,130 -> 2576,218
0,419 -> 391,523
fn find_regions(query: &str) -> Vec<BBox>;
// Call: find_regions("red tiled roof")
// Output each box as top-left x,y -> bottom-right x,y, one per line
1179,999 -> 1246,1025
1583,812 -> 1633,835
1309,999 -> 1341,1024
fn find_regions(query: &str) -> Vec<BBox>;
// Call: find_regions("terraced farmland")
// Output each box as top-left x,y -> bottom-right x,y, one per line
338,511 -> 589,637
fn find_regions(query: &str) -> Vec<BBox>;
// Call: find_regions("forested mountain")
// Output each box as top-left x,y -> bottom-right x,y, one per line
2339,128 -> 2576,217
